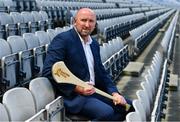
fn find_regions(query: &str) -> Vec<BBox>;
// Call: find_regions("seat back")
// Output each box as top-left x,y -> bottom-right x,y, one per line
0,103 -> 9,121
2,87 -> 36,121
0,38 -> 18,88
21,11 -> 38,33
29,77 -> 55,112
0,38 -> 11,58
23,33 -> 40,49
1,54 -> 19,88
7,35 -> 27,53
10,12 -> 28,35
133,99 -> 146,121
0,12 -> 14,39
126,112 -> 142,122
39,11 -> 52,29
35,31 -> 51,46
31,11 -> 46,31
23,32 -> 44,76
46,29 -> 57,41
7,36 -> 33,81
136,90 -> 151,116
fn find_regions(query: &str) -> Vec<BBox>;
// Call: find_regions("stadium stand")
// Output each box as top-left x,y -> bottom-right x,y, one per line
0,0 -> 179,121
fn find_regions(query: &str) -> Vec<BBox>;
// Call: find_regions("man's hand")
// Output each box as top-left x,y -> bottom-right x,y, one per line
112,92 -> 127,105
74,84 -> 95,96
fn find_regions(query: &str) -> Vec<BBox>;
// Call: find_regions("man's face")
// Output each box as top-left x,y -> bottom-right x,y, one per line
74,10 -> 96,38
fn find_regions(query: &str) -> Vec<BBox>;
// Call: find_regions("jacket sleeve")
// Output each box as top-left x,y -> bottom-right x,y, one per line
42,34 -> 76,97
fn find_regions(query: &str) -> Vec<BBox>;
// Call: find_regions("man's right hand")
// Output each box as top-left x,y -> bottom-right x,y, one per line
74,85 -> 95,96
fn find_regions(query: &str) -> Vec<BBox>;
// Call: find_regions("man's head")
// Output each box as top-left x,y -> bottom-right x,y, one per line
73,8 -> 96,41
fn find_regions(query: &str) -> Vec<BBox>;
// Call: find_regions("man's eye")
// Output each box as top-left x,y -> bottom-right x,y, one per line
81,19 -> 87,22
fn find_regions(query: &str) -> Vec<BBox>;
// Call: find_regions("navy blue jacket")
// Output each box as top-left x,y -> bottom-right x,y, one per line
42,28 -> 118,113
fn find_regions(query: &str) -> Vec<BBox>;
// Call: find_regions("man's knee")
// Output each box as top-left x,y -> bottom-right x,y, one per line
95,107 -> 116,121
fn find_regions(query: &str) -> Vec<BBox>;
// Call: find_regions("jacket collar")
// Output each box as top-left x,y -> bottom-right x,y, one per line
70,28 -> 89,71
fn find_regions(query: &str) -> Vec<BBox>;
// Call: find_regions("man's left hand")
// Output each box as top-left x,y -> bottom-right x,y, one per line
112,92 -> 127,105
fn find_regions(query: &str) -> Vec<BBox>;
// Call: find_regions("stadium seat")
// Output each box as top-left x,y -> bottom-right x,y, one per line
0,12 -> 15,39
0,39 -> 11,59
29,77 -> 55,112
35,30 -> 51,46
126,112 -> 142,122
7,36 -> 33,82
133,99 -> 146,121
21,11 -> 39,33
0,1 -> 6,12
2,87 -> 36,121
136,89 -> 151,117
45,96 -> 65,121
23,33 -> 40,49
31,11 -> 46,31
0,38 -> 18,88
1,0 -> 16,13
100,45 -> 108,63
46,29 -> 58,41
145,74 -> 156,95
0,12 -> 18,38
23,33 -> 44,76
55,27 -> 63,34
39,11 -> 53,29
0,103 -> 9,121
10,12 -> 29,36
25,109 -> 47,122
15,0 -> 24,12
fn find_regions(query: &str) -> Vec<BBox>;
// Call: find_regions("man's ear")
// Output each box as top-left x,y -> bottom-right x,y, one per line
72,17 -> 76,24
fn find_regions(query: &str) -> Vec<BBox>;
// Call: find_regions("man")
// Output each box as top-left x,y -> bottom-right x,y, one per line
42,8 -> 134,121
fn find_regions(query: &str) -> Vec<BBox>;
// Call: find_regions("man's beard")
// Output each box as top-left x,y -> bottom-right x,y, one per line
81,29 -> 92,36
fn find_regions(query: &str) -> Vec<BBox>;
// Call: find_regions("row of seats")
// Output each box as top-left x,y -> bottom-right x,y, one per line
97,12 -> 146,41
150,12 -> 179,120
0,26 -> 72,93
100,37 -> 129,80
0,10 -> 53,39
97,8 -> 170,41
36,0 -> 117,10
68,8 -> 132,25
0,0 -> 16,13
127,11 -> 179,120
0,0 -> 37,12
161,11 -> 179,58
126,50 -> 164,122
151,59 -> 170,121
0,77 -> 65,121
129,9 -> 174,56
68,7 -> 166,23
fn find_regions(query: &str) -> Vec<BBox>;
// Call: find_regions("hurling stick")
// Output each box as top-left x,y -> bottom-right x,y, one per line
52,61 -> 130,111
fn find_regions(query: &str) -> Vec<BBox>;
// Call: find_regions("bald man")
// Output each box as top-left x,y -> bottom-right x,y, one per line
42,8 -> 134,121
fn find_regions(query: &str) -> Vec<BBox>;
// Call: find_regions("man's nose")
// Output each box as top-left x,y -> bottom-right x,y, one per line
85,21 -> 90,27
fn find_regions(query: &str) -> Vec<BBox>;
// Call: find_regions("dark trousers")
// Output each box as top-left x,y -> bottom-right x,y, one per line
78,93 -> 134,121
